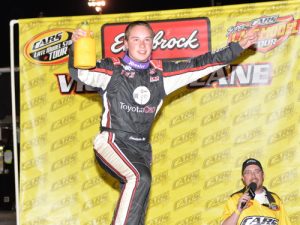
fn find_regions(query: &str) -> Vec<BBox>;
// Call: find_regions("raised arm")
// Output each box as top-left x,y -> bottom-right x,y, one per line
68,28 -> 114,92
162,27 -> 258,95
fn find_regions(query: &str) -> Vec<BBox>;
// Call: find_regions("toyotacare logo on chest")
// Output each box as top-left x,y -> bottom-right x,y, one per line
120,102 -> 156,114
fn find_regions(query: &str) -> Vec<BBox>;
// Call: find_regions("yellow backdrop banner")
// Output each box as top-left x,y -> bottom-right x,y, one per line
18,1 -> 300,224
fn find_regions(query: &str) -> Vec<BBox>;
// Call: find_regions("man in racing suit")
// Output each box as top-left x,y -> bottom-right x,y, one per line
69,21 -> 258,225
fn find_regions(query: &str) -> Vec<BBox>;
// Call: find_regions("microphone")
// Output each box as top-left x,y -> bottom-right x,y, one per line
241,182 -> 257,208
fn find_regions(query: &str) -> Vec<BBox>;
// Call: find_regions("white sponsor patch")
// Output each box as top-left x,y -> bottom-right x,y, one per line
133,86 -> 151,105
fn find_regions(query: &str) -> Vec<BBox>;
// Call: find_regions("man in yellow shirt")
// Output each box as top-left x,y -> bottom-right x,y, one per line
221,158 -> 291,225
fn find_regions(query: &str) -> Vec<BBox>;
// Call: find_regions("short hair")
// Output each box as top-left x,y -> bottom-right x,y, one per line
124,21 -> 155,40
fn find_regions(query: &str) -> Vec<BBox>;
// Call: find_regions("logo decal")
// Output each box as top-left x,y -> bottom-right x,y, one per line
101,18 -> 211,59
227,15 -> 300,53
24,29 -> 73,65
150,76 -> 159,82
240,216 -> 278,225
133,86 -> 151,105
189,63 -> 272,88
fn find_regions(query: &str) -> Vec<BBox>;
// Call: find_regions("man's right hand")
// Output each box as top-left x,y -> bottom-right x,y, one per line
71,29 -> 93,42
238,192 -> 251,211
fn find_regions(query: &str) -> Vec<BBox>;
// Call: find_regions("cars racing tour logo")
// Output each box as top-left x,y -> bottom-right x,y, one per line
227,15 -> 300,53
24,29 -> 73,65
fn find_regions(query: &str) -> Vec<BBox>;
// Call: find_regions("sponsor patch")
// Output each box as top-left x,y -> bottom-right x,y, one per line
24,29 -> 73,65
227,15 -> 300,53
133,86 -> 151,105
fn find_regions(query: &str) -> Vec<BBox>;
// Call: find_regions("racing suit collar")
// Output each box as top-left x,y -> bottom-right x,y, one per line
122,52 -> 150,70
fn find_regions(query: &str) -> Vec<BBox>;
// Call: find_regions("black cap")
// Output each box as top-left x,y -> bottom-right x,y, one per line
242,158 -> 263,174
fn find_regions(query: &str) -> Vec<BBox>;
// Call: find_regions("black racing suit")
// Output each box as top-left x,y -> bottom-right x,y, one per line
68,42 -> 244,225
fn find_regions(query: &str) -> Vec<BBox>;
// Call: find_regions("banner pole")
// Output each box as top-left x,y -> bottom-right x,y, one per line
10,19 -> 20,225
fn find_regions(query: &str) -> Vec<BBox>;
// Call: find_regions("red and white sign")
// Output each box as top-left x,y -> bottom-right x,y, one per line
101,18 -> 211,60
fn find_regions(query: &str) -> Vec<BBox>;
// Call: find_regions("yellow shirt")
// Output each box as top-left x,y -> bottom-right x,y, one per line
221,189 -> 291,225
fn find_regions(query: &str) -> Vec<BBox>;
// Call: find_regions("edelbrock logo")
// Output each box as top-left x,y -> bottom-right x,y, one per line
111,30 -> 200,54
102,18 -> 210,59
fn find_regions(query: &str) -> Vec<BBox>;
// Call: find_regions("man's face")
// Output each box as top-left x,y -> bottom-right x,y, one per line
242,164 -> 264,191
124,25 -> 153,62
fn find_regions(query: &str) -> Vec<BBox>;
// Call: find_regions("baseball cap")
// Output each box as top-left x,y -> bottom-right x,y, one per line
242,158 -> 263,174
